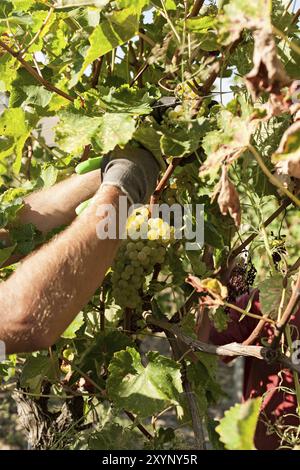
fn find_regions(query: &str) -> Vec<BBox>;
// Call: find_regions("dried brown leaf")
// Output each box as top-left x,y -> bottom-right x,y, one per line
246,28 -> 291,100
272,120 -> 300,179
216,166 -> 241,227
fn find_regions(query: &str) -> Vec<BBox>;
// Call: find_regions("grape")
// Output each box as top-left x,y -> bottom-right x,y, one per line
111,207 -> 174,310
121,271 -> 131,280
128,250 -> 138,260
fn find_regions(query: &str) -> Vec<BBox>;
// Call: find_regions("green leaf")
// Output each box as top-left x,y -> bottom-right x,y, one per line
56,110 -> 135,156
20,355 -> 59,393
259,273 -> 292,320
107,347 -> 183,418
61,313 -> 84,339
77,5 -> 141,84
89,422 -> 143,450
10,223 -> 43,255
39,165 -> 59,188
0,187 -> 27,228
55,111 -> 102,155
216,398 -> 262,450
0,55 -> 18,93
0,107 -> 31,173
92,84 -> 159,115
186,16 -> 216,32
12,0 -> 35,11
0,244 -> 17,268
160,117 -> 209,160
55,0 -> 110,7
133,121 -> 165,167
92,113 -> 136,154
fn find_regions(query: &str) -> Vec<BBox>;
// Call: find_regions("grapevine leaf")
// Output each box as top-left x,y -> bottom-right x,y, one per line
0,107 -> 31,173
0,188 -> 27,228
56,110 -> 135,156
94,84 -> 160,115
76,5 -> 142,85
10,223 -> 43,255
160,117 -> 209,160
259,274 -> 292,320
200,110 -> 254,176
20,355 -> 59,394
246,28 -> 291,99
216,398 -> 262,450
272,120 -> 300,179
55,0 -> 110,7
107,347 -> 183,418
91,113 -> 136,154
0,55 -> 18,92
61,313 -> 84,339
218,0 -> 270,46
89,422 -> 143,450
215,166 -> 241,227
72,331 -> 134,385
0,244 -> 17,268
12,0 -> 35,11
133,120 -> 165,167
10,69 -> 53,108
186,16 -> 216,32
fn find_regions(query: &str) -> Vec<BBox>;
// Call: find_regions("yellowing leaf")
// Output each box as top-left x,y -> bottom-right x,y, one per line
216,398 -> 262,450
216,166 -> 241,227
0,108 -> 31,173
272,120 -> 300,179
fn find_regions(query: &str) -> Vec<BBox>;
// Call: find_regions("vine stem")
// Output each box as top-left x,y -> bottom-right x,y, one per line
0,39 -> 75,103
223,301 -> 276,325
271,268 -> 300,349
187,0 -> 205,18
144,314 -> 300,375
150,158 -> 180,206
165,330 -> 206,450
124,410 -> 153,441
248,144 -> 300,208
21,6 -> 54,55
229,197 -> 291,261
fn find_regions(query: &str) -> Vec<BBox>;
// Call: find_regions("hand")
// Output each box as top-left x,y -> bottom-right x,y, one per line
100,145 -> 160,205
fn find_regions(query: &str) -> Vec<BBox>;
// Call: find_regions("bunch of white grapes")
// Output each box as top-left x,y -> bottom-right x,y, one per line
112,207 -> 174,309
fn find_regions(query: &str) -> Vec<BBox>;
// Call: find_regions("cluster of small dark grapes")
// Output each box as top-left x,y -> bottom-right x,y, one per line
270,235 -> 287,270
111,208 -> 173,310
246,261 -> 257,287
226,260 -> 257,303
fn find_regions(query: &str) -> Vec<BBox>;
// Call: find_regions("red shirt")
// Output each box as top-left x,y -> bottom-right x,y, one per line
209,290 -> 300,450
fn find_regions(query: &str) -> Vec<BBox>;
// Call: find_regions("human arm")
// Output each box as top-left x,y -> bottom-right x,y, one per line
0,185 -> 123,354
0,170 -> 101,263
0,145 -> 160,354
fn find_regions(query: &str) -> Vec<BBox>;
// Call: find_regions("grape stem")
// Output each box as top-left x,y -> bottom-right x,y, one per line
150,158 -> 180,207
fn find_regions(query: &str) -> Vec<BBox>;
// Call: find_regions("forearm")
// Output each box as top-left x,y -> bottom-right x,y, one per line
0,186 -> 124,354
0,170 -> 101,263
0,170 -> 100,242
18,170 -> 101,232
